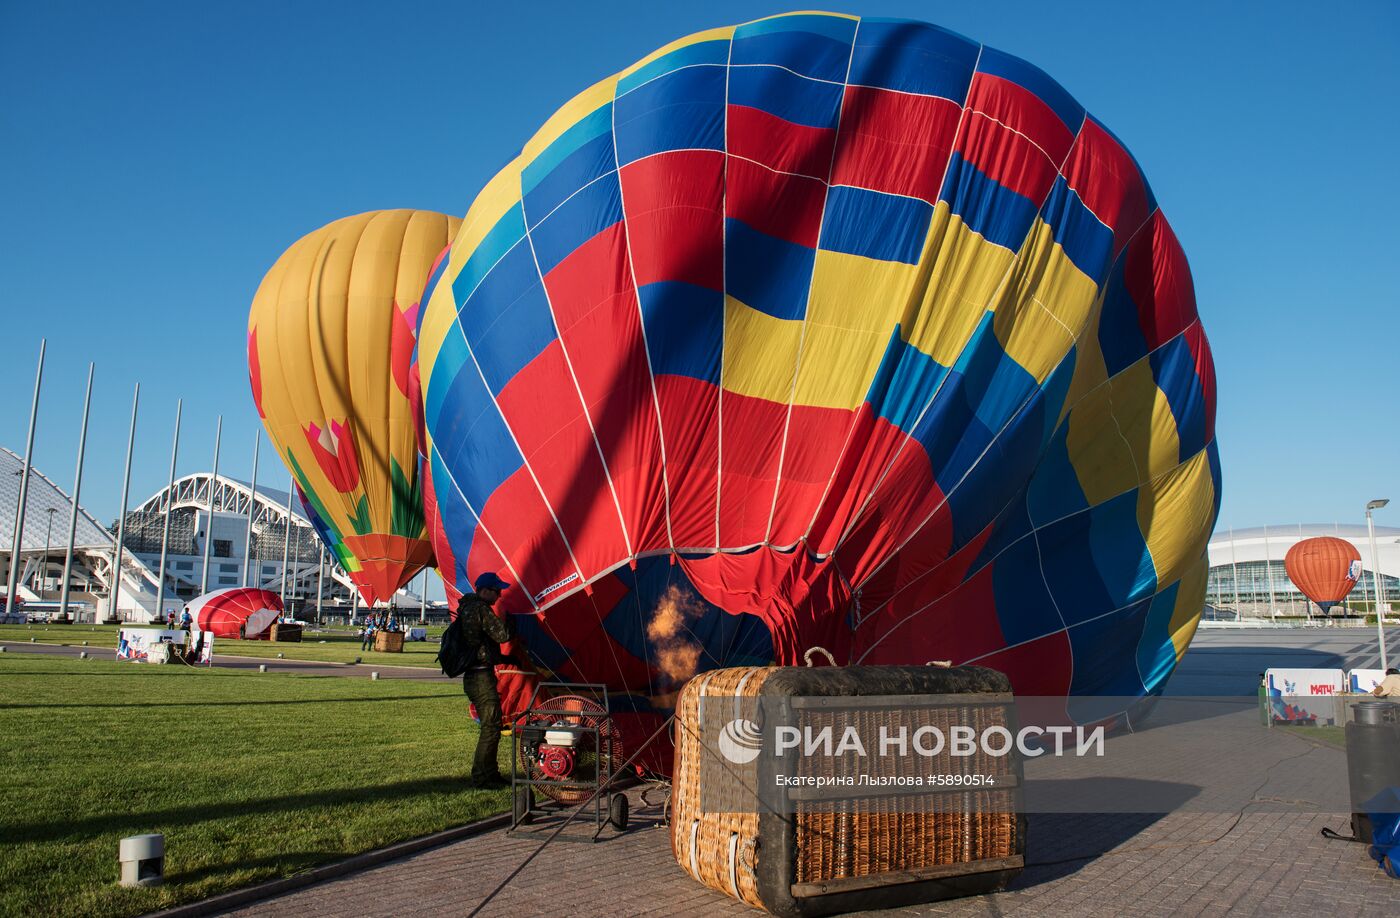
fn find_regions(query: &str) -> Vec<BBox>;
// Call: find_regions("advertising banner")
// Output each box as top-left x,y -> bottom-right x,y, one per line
116,628 -> 186,662
1349,669 -> 1387,693
1263,668 -> 1345,724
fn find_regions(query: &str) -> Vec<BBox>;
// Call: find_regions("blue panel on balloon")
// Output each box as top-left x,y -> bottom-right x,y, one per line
849,18 -> 978,100
1135,581 -> 1182,693
990,533 -> 1065,647
614,65 -> 726,164
1066,597 -> 1153,703
459,243 -> 558,395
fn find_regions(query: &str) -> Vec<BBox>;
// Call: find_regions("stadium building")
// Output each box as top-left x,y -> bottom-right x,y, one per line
1206,523 -> 1400,617
3,445 -> 428,622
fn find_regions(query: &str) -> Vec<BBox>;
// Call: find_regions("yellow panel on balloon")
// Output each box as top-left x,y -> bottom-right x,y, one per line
720,296 -> 803,402
794,248 -> 924,409
1137,446 -> 1214,589
902,205 -> 1014,367
995,219 -> 1100,385
1167,553 -> 1208,659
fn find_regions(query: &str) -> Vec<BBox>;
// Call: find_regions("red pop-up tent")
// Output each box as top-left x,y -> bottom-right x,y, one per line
188,588 -> 283,639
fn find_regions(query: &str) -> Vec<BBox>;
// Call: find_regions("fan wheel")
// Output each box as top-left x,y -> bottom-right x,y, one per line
517,694 -> 622,804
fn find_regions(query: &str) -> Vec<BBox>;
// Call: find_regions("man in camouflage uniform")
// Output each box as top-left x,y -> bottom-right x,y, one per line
456,572 -> 530,787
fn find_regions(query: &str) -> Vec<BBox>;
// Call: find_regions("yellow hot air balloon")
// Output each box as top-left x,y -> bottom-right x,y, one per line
248,209 -> 461,604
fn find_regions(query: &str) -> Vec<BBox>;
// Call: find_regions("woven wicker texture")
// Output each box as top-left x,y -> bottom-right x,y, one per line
673,666 -> 772,908
672,666 -> 1021,913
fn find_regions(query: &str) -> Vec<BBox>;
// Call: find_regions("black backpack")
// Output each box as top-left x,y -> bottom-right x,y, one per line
437,616 -> 470,678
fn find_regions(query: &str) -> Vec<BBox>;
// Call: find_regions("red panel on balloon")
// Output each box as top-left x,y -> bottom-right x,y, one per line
855,559 -> 1006,666
652,374 -> 721,550
544,222 -> 670,556
767,402 -> 857,548
717,391 -> 788,548
964,73 -> 1075,172
831,86 -> 961,204
1183,322 -> 1216,443
724,155 -> 826,249
1061,118 -> 1152,257
496,340 -> 628,581
975,629 -> 1074,703
474,466 -> 580,612
1126,211 -> 1197,352
727,104 -> 836,179
619,150 -> 724,291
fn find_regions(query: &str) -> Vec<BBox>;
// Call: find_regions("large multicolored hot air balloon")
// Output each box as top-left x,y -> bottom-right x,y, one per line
249,209 -> 461,604
1284,537 -> 1361,613
418,12 -> 1220,723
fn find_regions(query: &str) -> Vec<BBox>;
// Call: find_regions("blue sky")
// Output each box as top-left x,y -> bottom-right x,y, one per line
2,1 -> 1397,600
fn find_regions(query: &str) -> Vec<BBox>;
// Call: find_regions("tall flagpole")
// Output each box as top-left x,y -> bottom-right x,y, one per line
108,383 -> 140,622
58,363 -> 94,623
280,470 -> 293,604
200,416 -> 222,594
242,430 -> 260,587
154,399 -> 182,620
5,339 -> 44,613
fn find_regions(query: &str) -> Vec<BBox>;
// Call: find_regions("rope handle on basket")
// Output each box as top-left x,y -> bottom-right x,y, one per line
803,646 -> 835,666
727,832 -> 741,898
738,836 -> 759,880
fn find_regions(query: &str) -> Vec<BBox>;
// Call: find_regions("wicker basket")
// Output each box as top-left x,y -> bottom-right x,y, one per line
373,630 -> 404,653
672,666 -> 1023,916
269,622 -> 303,643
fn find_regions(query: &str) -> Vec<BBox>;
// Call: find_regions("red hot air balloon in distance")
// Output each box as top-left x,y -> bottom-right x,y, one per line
1284,537 -> 1361,613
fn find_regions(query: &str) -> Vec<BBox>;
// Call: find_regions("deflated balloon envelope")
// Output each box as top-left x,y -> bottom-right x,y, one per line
418,12 -> 1220,723
249,209 -> 461,605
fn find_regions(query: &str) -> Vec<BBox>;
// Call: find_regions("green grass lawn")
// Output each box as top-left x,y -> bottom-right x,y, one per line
0,623 -> 446,667
0,652 -> 509,917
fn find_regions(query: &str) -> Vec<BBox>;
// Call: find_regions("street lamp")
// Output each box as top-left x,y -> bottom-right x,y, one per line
1365,499 -> 1389,670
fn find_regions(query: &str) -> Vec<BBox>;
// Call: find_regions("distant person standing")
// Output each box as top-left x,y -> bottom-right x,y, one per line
179,607 -> 192,631
456,572 -> 531,787
361,615 -> 377,652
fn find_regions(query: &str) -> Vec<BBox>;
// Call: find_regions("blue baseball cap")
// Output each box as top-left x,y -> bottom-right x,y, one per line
474,572 -> 511,593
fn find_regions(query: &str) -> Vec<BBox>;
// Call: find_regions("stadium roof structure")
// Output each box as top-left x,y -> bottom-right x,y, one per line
1,445 -> 112,552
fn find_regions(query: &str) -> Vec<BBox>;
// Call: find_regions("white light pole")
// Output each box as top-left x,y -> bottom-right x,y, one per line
58,363 -> 94,623
5,339 -> 44,614
1366,499 -> 1389,670
41,507 -> 57,594
154,400 -> 182,619
280,471 -> 293,605
200,416 -> 222,594
109,384 -> 139,621
242,430 -> 259,587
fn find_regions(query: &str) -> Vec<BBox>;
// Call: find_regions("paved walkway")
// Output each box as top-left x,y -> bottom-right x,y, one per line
218,779 -> 1394,917
216,710 -> 1396,917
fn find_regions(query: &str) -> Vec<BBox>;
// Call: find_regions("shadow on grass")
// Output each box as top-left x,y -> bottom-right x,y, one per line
4,776 -> 508,845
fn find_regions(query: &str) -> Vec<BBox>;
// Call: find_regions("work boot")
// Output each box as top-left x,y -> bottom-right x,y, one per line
469,773 -> 510,790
